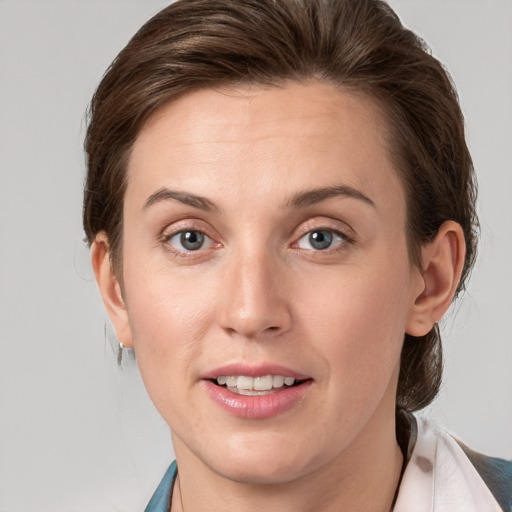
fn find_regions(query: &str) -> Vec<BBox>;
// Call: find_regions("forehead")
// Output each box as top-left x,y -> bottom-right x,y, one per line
126,81 -> 404,215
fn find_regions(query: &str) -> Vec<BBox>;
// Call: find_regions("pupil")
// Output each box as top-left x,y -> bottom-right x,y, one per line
309,230 -> 332,250
181,231 -> 204,250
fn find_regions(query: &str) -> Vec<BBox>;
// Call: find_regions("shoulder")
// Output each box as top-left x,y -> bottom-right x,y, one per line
456,439 -> 512,512
397,412 -> 512,512
144,461 -> 177,512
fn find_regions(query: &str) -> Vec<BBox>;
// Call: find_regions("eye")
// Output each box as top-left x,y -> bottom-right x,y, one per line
296,229 -> 345,251
166,230 -> 213,252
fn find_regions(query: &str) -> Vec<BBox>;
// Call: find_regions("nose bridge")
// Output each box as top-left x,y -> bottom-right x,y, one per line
219,240 -> 291,339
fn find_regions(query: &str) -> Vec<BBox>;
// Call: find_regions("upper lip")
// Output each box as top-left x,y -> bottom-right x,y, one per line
201,362 -> 311,380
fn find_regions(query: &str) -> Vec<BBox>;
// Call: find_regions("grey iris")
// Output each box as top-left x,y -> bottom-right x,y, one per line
181,231 -> 204,250
309,230 -> 332,250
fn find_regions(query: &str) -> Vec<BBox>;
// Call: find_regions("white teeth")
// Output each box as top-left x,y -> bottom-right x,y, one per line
232,387 -> 267,396
254,376 -> 273,391
272,375 -> 285,388
236,376 -> 253,390
215,374 -> 298,392
226,376 -> 237,387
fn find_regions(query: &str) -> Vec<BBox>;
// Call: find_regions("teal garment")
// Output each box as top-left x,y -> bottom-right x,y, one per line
145,461 -> 177,512
144,455 -> 512,512
144,416 -> 512,512
458,442 -> 512,512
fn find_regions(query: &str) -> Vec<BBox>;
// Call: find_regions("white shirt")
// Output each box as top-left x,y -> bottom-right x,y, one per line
395,415 -> 505,512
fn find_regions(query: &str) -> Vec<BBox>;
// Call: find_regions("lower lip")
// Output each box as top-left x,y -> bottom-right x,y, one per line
203,380 -> 312,419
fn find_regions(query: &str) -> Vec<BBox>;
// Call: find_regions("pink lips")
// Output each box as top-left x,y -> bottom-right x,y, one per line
201,363 -> 312,419
201,363 -> 310,381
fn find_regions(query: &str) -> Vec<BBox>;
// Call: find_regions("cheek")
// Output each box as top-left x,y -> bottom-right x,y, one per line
300,258 -> 411,392
122,266 -> 222,429
122,258 -> 218,382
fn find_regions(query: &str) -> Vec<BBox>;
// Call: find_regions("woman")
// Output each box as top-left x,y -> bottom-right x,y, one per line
83,0 -> 511,510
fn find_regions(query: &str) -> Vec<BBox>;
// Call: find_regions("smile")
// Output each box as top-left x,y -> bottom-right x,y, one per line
203,365 -> 313,419
216,375 -> 298,395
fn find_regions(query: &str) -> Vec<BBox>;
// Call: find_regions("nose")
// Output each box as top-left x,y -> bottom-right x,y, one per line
218,248 -> 292,340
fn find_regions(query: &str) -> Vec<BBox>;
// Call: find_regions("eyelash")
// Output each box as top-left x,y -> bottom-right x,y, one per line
161,228 -> 217,256
160,225 -> 354,257
293,228 -> 353,253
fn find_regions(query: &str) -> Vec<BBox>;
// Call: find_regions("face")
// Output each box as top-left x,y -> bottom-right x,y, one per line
117,82 -> 423,483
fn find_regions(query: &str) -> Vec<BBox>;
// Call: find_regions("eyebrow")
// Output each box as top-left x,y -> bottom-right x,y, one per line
142,183 -> 375,213
143,188 -> 220,212
286,185 -> 376,209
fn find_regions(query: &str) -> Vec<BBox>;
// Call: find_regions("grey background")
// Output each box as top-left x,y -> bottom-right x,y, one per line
0,1 -> 510,510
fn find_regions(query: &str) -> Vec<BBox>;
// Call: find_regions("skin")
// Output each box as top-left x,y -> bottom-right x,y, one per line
92,82 -> 465,511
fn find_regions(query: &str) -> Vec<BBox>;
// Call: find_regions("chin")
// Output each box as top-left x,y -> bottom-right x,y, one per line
203,438 -> 323,485
215,459 -> 307,485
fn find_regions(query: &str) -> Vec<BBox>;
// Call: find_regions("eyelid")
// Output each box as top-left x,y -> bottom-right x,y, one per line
295,229 -> 347,250
288,215 -> 357,257
292,217 -> 356,242
160,220 -> 221,255
166,230 -> 214,251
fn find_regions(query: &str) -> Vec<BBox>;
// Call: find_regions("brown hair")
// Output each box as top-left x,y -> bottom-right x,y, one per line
83,0 -> 478,411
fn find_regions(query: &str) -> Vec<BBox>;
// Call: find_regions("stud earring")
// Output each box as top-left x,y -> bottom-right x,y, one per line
118,342 -> 125,366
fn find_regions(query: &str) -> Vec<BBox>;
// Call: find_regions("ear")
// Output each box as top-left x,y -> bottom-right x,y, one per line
91,233 -> 133,348
406,221 -> 466,337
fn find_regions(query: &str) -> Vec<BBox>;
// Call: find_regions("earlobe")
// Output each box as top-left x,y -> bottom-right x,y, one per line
406,221 -> 466,337
91,233 -> 134,348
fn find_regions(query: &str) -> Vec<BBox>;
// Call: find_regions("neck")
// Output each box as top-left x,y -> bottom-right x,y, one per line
171,404 -> 403,512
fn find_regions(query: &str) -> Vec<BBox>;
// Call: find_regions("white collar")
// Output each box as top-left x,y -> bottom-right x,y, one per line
394,416 -> 502,512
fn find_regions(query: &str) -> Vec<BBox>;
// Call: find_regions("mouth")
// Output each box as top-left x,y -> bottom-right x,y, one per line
211,375 -> 307,396
202,366 -> 313,419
